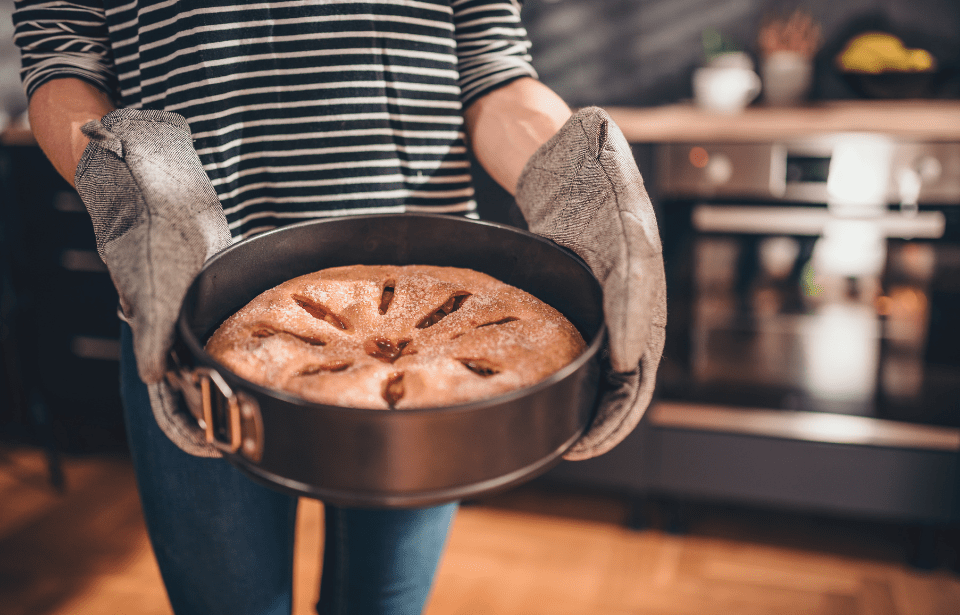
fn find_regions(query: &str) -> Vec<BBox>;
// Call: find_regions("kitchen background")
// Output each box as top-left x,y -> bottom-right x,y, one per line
2,1 -> 960,614
520,0 -> 960,107
476,0 -> 960,222
2,0 -> 960,603
2,0 -> 960,493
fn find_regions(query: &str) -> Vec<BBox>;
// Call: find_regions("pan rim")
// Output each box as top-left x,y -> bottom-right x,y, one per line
178,212 -> 606,417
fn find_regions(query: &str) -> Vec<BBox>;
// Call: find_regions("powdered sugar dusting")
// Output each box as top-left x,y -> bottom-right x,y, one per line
205,265 -> 586,409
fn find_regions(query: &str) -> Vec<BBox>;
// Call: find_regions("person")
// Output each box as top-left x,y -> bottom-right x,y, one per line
12,1 -> 666,614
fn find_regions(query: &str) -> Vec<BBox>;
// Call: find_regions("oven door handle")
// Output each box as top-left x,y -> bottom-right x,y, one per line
691,204 -> 945,239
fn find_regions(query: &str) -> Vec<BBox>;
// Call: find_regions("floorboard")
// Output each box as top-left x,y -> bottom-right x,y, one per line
1,444 -> 957,615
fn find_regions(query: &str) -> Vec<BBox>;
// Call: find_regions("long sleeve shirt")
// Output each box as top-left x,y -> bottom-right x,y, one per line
13,0 -> 537,238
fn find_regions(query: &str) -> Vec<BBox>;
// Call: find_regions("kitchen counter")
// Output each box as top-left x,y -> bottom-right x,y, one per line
606,100 -> 960,143
0,123 -> 34,146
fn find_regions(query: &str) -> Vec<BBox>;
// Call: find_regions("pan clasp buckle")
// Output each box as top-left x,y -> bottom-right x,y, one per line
195,368 -> 264,463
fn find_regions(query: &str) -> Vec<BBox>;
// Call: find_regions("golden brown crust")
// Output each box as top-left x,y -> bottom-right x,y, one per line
205,265 -> 587,409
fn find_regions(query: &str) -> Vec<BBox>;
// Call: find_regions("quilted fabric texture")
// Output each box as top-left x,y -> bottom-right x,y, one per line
75,108 -> 232,456
515,106 -> 667,460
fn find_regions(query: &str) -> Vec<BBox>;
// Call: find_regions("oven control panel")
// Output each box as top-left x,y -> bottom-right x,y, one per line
658,138 -> 960,205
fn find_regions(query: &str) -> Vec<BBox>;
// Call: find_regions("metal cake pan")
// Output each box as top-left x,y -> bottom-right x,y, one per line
169,213 -> 605,508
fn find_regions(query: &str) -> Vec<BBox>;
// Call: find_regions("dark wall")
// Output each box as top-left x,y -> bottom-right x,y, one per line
521,0 -> 960,107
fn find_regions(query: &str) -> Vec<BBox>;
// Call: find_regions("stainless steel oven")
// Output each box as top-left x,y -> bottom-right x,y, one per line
546,135 -> 960,540
658,136 -> 960,426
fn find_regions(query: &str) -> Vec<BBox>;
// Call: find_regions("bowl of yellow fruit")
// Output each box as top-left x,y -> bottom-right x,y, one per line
837,32 -> 942,98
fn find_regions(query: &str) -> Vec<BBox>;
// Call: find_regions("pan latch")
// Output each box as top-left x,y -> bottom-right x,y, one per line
168,363 -> 264,463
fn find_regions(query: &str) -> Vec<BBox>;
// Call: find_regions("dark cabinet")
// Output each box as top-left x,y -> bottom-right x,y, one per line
1,142 -> 125,452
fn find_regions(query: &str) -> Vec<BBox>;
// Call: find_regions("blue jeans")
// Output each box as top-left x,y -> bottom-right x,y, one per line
119,323 -> 457,615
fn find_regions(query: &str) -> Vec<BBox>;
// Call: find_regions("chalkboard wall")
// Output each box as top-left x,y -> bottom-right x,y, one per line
521,0 -> 960,106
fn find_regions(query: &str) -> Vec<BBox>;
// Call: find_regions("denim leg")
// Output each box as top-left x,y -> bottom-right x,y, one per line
317,502 -> 458,615
121,322 -> 456,615
120,323 -> 298,615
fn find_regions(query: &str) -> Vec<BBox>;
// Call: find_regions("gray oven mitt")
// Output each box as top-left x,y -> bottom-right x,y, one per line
515,106 -> 666,461
75,108 -> 232,457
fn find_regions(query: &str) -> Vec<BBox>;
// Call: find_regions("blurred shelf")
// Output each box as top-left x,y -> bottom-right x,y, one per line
0,124 -> 35,146
607,100 -> 960,143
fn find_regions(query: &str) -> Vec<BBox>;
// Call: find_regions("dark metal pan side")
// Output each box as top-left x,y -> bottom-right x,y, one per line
173,214 -> 605,507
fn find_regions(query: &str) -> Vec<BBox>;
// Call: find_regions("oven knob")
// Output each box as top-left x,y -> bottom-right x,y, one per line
914,155 -> 942,182
705,152 -> 733,184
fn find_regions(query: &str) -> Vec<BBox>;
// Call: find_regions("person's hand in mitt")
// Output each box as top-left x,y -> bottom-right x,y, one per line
515,106 -> 667,460
74,108 -> 233,456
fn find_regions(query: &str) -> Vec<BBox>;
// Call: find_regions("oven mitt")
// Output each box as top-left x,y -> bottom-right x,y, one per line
515,106 -> 666,460
75,108 -> 232,457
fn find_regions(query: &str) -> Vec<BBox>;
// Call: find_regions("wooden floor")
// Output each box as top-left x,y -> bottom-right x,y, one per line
2,444 -> 959,615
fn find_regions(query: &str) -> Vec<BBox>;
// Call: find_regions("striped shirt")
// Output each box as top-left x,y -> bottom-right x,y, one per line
12,0 -> 537,238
